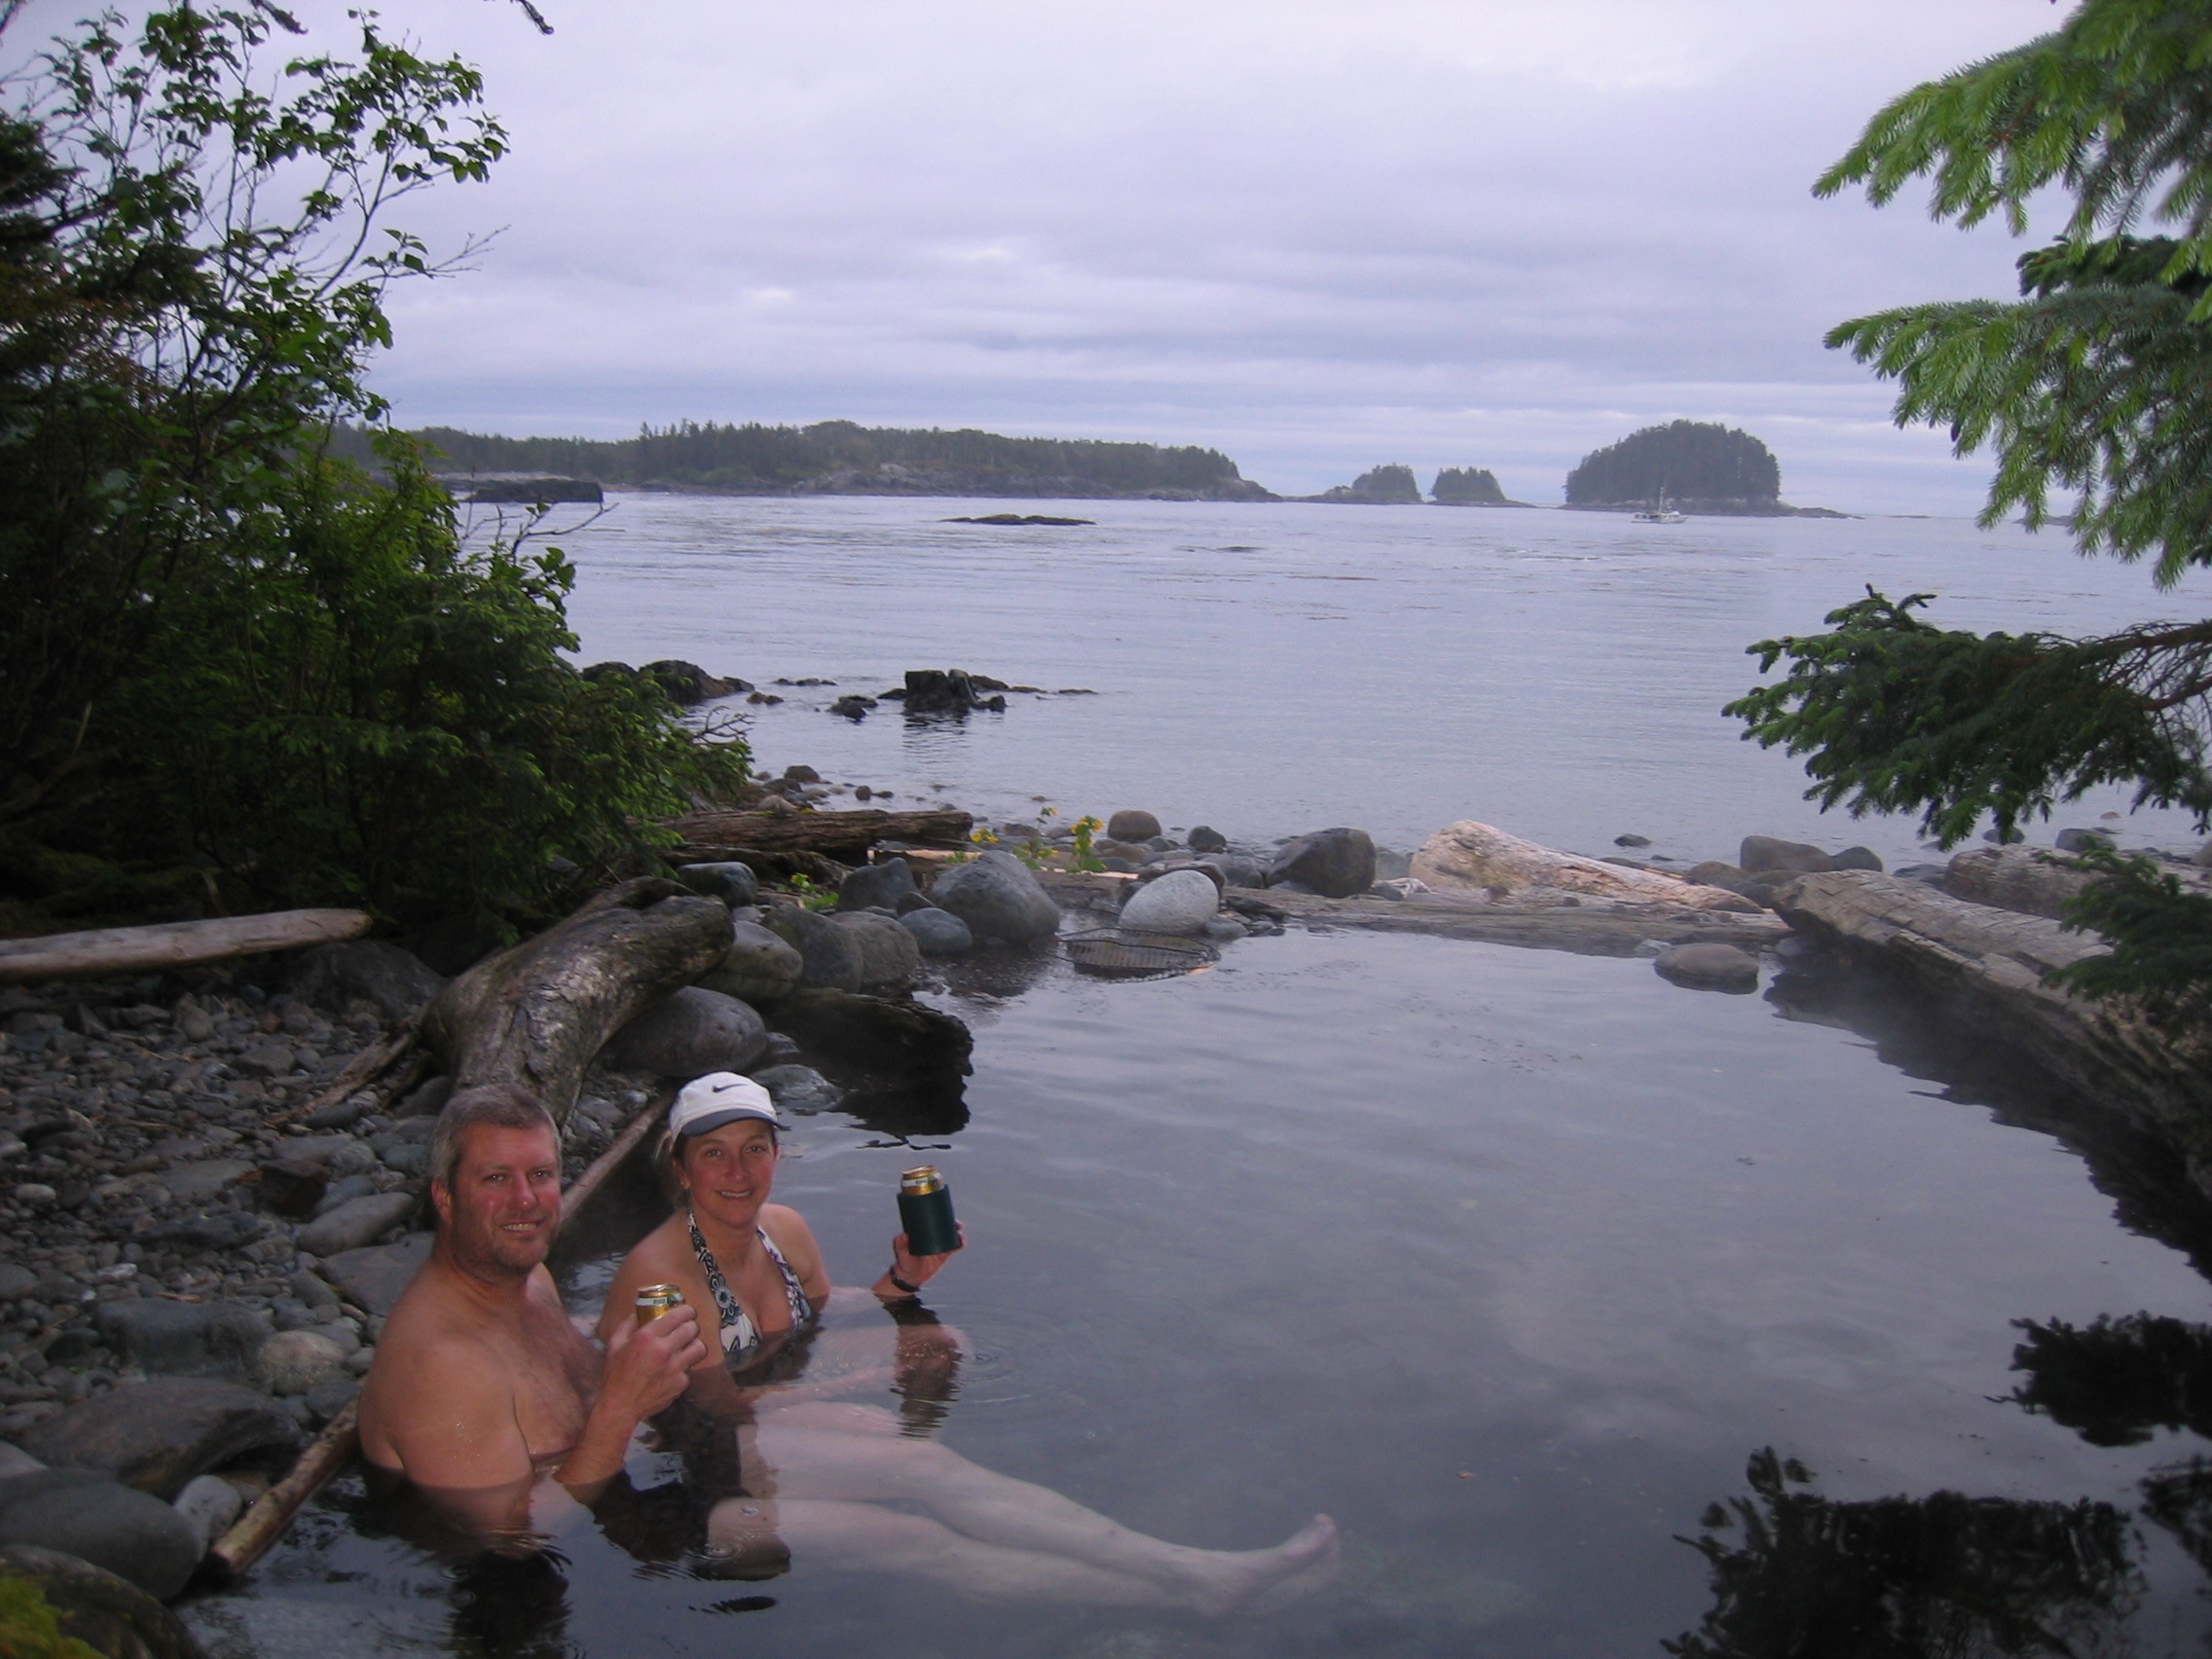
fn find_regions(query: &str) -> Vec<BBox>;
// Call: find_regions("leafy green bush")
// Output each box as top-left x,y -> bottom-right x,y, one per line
82,438 -> 747,925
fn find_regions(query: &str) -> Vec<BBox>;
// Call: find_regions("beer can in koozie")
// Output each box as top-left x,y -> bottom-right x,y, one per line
897,1165 -> 962,1257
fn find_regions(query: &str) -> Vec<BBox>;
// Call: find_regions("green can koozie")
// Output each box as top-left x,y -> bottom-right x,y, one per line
897,1165 -> 962,1257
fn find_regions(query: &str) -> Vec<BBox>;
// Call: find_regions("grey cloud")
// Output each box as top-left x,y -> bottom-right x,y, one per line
212,0 -> 2060,509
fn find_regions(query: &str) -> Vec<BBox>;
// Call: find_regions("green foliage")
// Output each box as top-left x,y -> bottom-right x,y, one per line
82,439 -> 747,922
1566,420 -> 1779,505
0,1575 -> 101,1659
334,418 -> 1259,498
2047,841 -> 2212,1025
1737,0 -> 2212,1020
1430,465 -> 1506,504
1726,588 -> 2212,845
0,5 -> 507,825
0,8 -> 749,932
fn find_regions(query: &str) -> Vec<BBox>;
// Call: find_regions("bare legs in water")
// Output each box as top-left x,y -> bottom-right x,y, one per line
708,1402 -> 1339,1613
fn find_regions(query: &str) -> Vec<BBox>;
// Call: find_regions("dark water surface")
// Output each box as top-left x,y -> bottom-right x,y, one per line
207,930 -> 2212,1657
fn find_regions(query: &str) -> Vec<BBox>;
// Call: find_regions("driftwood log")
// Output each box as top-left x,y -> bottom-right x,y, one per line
0,909 -> 372,983
1776,869 -> 2212,1194
422,878 -> 730,1127
668,807 -> 973,865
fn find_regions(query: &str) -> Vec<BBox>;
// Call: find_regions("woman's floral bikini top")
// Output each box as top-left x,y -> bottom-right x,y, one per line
686,1211 -> 816,1371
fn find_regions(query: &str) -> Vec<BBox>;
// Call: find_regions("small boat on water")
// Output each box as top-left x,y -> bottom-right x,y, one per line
1631,492 -> 1685,525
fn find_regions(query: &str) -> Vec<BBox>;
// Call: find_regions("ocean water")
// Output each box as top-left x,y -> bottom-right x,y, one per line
191,498 -> 2212,1657
553,494 -> 2212,866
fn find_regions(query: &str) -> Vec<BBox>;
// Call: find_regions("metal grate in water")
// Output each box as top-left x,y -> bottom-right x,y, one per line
1062,929 -> 1217,980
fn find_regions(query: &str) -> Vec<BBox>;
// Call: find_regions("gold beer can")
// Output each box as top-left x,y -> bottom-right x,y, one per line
635,1283 -> 685,1326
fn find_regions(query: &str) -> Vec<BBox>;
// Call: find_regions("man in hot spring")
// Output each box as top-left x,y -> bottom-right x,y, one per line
357,1080 -> 1338,1612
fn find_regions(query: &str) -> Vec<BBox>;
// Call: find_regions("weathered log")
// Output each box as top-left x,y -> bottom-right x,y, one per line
667,807 -> 973,864
422,878 -> 730,1127
0,908 -> 372,983
1776,869 -> 2212,1193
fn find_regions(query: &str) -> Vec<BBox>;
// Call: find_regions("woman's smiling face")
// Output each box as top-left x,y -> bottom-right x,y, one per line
679,1118 -> 780,1225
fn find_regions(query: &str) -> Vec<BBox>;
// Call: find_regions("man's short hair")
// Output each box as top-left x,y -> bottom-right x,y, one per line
427,1083 -> 559,1192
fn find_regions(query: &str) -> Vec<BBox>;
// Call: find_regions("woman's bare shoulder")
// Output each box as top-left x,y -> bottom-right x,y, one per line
760,1202 -> 817,1247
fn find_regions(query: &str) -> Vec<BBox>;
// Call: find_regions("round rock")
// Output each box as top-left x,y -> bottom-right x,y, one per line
1119,869 -> 1220,935
605,985 -> 769,1077
1268,828 -> 1377,898
837,858 -> 918,914
1653,942 -> 1762,993
677,860 -> 759,907
927,849 -> 1061,943
831,911 -> 922,988
1186,825 -> 1229,854
699,919 -> 805,1004
0,1470 -> 203,1601
256,1330 -> 349,1396
1105,809 -> 1162,842
898,905 -> 974,956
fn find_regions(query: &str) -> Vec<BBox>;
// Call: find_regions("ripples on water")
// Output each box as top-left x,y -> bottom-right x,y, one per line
556,496 -> 2212,863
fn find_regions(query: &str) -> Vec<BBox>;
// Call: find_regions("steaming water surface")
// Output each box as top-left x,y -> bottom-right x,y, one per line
196,501 -> 2212,1655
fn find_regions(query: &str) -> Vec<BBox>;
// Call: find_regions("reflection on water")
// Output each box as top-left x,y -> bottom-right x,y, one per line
1668,1450 -> 2138,1659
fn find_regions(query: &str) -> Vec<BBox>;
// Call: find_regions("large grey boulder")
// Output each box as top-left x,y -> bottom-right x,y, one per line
838,859 -> 918,913
0,1470 -> 203,1600
1106,809 -> 1162,842
1739,835 -> 1832,875
605,985 -> 769,1076
19,1378 -> 299,1500
677,861 -> 758,907
285,940 -> 446,1022
0,1542 -> 205,1656
698,920 -> 805,1004
832,911 -> 921,987
1119,869 -> 1220,935
1269,828 -> 1377,898
928,849 -> 1061,943
322,1232 -> 434,1316
295,1192 -> 417,1257
761,906 -> 867,990
93,1301 -> 271,1383
898,905 -> 974,956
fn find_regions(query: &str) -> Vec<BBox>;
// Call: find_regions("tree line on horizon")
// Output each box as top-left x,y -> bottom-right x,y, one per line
331,419 -> 1258,498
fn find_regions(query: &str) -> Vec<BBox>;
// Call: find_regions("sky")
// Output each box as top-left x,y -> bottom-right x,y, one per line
28,1 -> 2074,510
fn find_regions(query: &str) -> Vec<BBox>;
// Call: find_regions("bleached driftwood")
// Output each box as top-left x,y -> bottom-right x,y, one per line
0,909 -> 372,983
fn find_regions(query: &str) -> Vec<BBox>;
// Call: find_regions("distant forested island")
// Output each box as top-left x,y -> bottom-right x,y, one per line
1304,462 -> 1530,505
1564,420 -> 1839,516
329,419 -> 1278,501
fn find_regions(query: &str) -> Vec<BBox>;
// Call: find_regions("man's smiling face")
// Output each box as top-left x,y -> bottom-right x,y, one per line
434,1123 -> 563,1279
